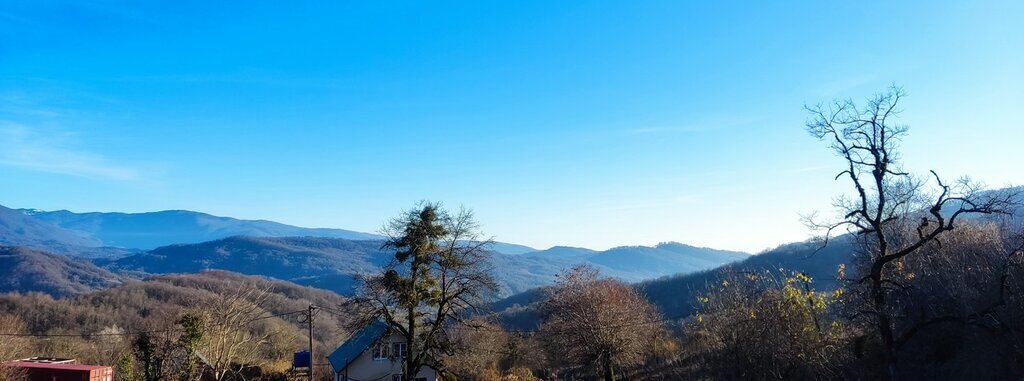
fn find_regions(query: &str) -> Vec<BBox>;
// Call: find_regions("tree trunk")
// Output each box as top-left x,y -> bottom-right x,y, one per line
603,351 -> 615,381
871,267 -> 896,381
406,303 -> 416,380
406,253 -> 419,381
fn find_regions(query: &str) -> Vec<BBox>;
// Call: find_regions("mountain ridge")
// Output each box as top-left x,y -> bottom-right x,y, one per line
20,207 -> 384,250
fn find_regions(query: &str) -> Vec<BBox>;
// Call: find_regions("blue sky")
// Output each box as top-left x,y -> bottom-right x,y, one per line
1,1 -> 1022,252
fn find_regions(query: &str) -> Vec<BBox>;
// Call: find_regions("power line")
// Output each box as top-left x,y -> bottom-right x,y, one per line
0,328 -> 174,338
0,309 -> 309,338
0,303 -> 687,339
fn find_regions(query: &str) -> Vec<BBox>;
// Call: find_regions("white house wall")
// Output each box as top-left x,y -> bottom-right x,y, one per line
333,332 -> 439,381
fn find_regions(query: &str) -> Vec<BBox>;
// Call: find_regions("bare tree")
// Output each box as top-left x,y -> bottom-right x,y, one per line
881,222 -> 1024,378
199,283 -> 282,381
444,318 -> 509,380
351,202 -> 498,378
132,327 -> 179,381
0,313 -> 31,381
538,265 -> 662,381
804,86 -> 1020,379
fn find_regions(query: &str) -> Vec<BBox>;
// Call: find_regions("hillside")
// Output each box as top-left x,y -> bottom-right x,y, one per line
492,236 -> 856,329
0,270 -> 353,370
636,235 -> 857,320
0,246 -> 124,297
107,236 -> 388,295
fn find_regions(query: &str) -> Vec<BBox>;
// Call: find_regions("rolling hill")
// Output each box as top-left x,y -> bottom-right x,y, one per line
106,236 -> 388,295
0,270 -> 354,365
0,246 -> 124,297
635,235 -> 857,320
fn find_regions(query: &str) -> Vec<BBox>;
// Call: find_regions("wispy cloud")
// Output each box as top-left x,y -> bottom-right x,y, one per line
0,122 -> 140,181
618,116 -> 763,137
814,74 -> 879,98
789,165 -> 829,174
588,194 -> 701,213
620,125 -> 708,135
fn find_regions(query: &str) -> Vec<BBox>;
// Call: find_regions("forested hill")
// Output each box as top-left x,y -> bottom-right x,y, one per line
0,246 -> 124,297
106,236 -> 388,295
0,270 -> 353,370
636,234 -> 857,320
493,235 -> 857,329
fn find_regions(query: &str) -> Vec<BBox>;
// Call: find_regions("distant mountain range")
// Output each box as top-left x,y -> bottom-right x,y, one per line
1,205 -> 99,251
0,204 -> 749,298
519,242 -> 748,280
103,236 -> 747,297
8,206 -> 540,256
19,208 -> 383,250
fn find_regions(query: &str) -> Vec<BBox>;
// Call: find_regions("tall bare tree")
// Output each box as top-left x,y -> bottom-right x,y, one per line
199,283 -> 282,381
444,318 -> 509,379
352,202 -> 498,378
883,223 -> 1024,378
804,86 -> 1019,379
0,313 -> 30,381
539,266 -> 662,381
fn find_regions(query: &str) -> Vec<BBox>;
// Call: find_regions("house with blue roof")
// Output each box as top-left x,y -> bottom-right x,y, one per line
326,320 -> 441,381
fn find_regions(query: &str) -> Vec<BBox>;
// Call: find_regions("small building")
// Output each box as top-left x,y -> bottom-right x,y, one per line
5,357 -> 113,381
326,321 -> 440,381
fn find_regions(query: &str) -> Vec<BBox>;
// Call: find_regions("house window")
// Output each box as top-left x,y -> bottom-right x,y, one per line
392,342 -> 408,358
372,343 -> 389,360
392,375 -> 405,381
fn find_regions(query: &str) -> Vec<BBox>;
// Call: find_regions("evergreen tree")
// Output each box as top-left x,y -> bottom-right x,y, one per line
354,202 -> 498,378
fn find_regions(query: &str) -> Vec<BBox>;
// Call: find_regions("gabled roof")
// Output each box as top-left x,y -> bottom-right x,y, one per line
327,320 -> 391,371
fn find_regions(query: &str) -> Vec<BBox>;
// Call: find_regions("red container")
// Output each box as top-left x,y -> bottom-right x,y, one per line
7,361 -> 114,381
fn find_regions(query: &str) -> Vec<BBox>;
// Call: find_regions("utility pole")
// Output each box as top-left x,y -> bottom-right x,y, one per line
308,304 -> 315,381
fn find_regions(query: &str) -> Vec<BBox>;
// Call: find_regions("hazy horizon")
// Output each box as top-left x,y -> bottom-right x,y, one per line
2,1 -> 1022,253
